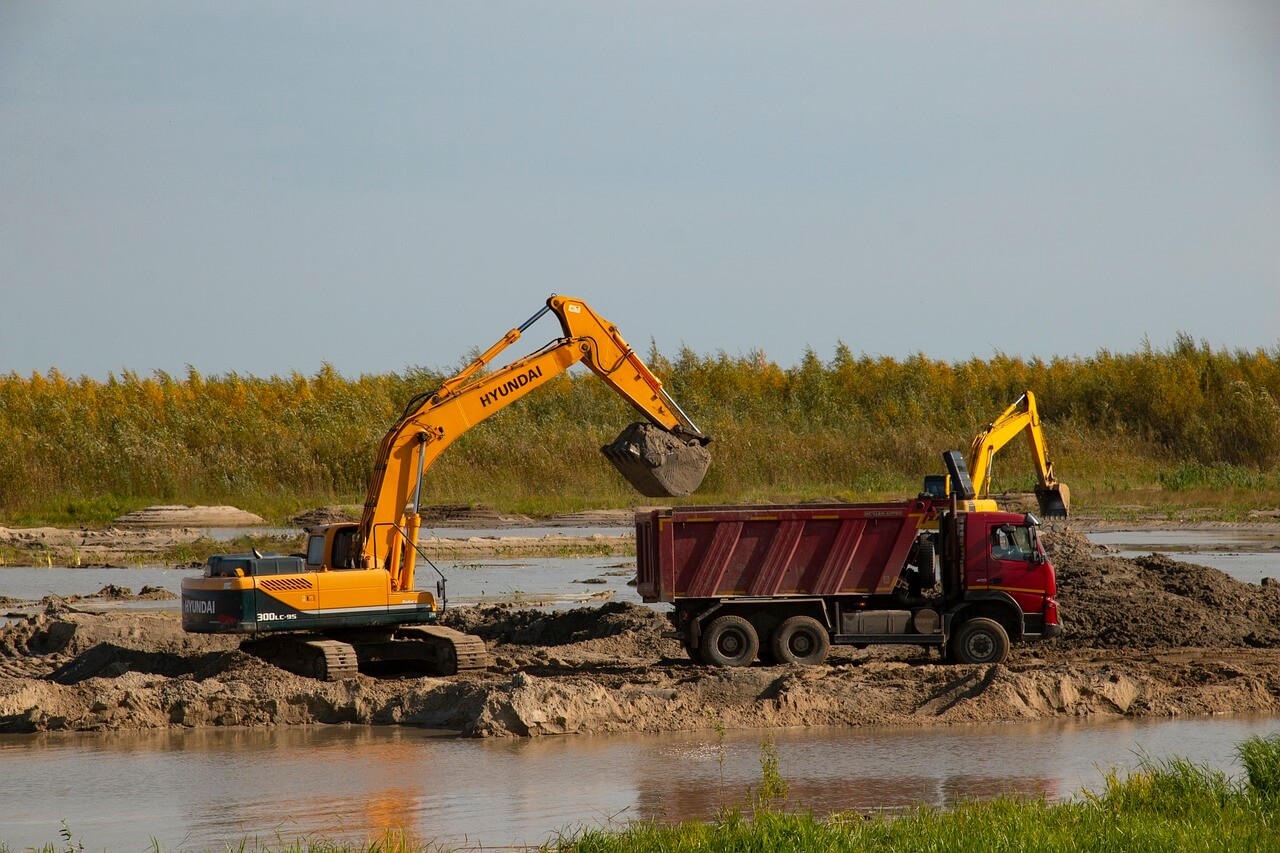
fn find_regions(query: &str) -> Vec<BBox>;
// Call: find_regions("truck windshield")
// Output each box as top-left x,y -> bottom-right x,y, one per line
991,525 -> 1037,562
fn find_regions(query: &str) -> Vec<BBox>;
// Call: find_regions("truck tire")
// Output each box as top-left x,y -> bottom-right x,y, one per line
950,618 -> 1010,665
700,615 -> 759,668
915,539 -> 937,588
770,616 -> 830,666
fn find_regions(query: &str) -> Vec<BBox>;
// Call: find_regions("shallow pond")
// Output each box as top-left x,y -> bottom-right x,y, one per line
2,714 -> 1278,849
1086,529 -> 1280,584
0,556 -> 641,613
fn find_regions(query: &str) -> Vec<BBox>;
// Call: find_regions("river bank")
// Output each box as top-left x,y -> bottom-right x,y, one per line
2,529 -> 1279,737
0,506 -> 640,567
4,502 -> 1279,568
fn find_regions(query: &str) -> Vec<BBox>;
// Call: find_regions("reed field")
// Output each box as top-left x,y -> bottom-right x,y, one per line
2,334 -> 1278,525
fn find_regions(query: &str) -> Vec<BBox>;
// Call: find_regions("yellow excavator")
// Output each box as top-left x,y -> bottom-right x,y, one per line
922,391 -> 1070,519
181,295 -> 711,680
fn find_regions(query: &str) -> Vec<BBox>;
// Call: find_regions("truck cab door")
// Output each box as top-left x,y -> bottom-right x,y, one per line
977,521 -> 1050,614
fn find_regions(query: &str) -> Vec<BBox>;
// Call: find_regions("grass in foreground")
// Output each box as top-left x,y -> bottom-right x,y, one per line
557,734 -> 1280,853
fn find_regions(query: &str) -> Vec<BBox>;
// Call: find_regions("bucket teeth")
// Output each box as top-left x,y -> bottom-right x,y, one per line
602,422 -> 711,498
1035,484 -> 1071,518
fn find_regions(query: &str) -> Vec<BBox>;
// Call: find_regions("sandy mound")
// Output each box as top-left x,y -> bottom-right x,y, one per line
112,505 -> 267,527
3,533 -> 1280,737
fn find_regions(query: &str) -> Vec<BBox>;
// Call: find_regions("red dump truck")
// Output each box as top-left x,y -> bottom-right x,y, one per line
636,452 -> 1062,666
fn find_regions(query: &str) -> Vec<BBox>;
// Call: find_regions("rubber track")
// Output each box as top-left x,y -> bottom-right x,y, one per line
396,626 -> 489,674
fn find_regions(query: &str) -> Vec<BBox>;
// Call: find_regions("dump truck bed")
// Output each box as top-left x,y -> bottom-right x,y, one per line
636,500 -> 931,603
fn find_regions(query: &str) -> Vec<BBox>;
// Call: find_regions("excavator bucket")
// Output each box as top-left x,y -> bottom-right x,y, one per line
1034,483 -> 1071,519
602,422 -> 712,498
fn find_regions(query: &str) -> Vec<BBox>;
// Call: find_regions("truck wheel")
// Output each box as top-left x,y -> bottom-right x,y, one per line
951,618 -> 1010,665
770,616 -> 830,666
915,539 -> 937,588
700,615 -> 759,667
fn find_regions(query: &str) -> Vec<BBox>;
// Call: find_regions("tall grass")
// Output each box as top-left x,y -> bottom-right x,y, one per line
2,335 -> 1278,524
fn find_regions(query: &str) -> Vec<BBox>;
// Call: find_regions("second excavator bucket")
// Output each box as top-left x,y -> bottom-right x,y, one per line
602,422 -> 712,498
1034,483 -> 1071,519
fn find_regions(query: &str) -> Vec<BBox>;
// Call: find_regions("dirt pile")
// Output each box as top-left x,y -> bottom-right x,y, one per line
601,422 -> 711,498
1042,528 -> 1280,650
112,505 -> 267,527
3,536 -> 1280,737
81,585 -> 178,601
287,506 -> 359,528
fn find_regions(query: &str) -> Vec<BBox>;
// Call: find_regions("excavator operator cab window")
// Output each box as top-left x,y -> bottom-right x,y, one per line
332,528 -> 357,569
306,535 -> 325,568
991,524 -> 1035,563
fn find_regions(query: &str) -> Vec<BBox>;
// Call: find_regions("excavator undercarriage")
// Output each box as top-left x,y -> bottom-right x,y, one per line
241,626 -> 488,682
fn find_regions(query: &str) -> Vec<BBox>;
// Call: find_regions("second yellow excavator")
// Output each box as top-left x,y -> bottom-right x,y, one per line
922,391 -> 1070,519
181,294 -> 711,679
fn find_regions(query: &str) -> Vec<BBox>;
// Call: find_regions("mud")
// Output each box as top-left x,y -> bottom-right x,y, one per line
601,422 -> 712,498
1044,528 -> 1280,650
73,585 -> 179,603
287,506 -> 359,527
2,528 -> 1279,737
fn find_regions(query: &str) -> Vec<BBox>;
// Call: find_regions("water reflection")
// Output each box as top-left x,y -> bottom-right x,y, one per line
4,716 -> 1280,849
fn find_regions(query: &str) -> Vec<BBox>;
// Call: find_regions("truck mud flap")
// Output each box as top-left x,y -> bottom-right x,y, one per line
601,422 -> 711,498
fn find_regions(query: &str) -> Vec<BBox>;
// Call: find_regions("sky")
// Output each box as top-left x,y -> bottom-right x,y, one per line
2,1 -> 1278,379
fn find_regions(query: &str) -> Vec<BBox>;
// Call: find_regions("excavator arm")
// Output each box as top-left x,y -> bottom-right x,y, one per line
357,294 -> 711,590
968,391 -> 1070,518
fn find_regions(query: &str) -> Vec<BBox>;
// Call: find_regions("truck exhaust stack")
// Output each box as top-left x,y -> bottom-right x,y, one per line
601,422 -> 712,498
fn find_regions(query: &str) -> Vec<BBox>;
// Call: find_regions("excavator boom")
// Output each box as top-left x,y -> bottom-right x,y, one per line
968,391 -> 1069,518
358,294 -> 712,589
181,294 -> 710,681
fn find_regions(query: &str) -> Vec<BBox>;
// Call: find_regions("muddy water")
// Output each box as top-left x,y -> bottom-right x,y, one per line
0,556 -> 640,611
2,715 -> 1279,849
4,529 -> 1276,609
1086,530 -> 1280,584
